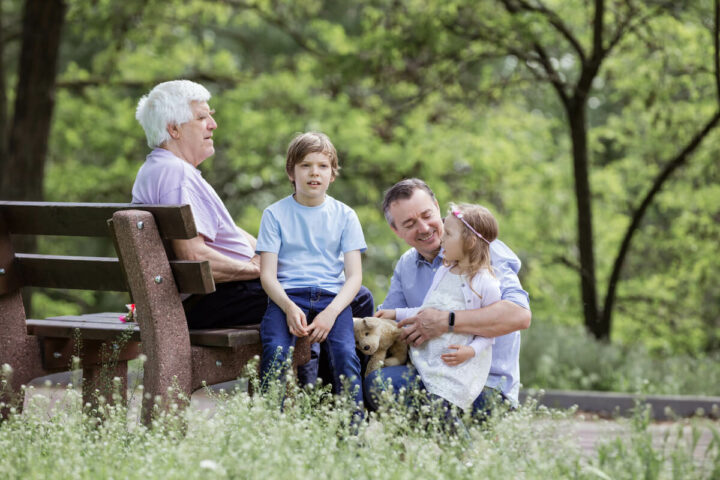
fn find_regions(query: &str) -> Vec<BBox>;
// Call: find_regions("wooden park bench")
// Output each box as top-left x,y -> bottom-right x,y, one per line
0,201 -> 309,420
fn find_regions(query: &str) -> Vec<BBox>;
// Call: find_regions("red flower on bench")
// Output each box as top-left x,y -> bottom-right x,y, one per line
119,304 -> 136,323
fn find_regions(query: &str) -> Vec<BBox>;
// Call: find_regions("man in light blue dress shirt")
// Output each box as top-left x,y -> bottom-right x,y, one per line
365,178 -> 531,413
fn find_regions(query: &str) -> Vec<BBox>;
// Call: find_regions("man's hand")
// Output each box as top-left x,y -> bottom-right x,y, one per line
284,303 -> 308,337
397,308 -> 449,346
373,309 -> 396,320
441,345 -> 475,366
306,308 -> 338,343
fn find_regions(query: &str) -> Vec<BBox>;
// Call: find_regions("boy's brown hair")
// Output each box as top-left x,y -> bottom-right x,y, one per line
285,132 -> 339,186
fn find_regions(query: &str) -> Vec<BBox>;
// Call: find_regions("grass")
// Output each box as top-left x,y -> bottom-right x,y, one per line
521,322 -> 720,396
1,363 -> 719,479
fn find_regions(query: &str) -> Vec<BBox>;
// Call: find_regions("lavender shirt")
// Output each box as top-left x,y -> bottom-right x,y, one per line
132,148 -> 254,262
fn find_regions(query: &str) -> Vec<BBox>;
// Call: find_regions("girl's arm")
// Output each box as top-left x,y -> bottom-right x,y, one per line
442,336 -> 493,366
468,335 -> 493,356
259,252 -> 307,337
395,306 -> 420,321
306,249 -> 362,343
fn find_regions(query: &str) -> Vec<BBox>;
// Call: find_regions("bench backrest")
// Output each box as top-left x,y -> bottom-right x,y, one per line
0,202 -> 214,297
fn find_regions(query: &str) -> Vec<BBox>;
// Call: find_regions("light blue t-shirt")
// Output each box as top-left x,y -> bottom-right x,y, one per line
256,195 -> 367,294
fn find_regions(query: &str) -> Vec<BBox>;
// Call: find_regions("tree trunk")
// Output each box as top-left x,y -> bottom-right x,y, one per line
567,100 -> 603,339
0,0 -> 66,316
0,0 -> 66,201
0,2 -> 7,164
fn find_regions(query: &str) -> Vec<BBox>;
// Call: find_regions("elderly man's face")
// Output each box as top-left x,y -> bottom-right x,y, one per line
388,188 -> 443,262
175,101 -> 217,167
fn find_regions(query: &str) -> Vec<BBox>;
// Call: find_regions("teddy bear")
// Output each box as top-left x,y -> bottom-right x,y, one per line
353,316 -> 408,376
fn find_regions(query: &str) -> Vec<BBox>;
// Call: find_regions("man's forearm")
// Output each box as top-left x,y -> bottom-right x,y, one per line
172,236 -> 260,283
453,300 -> 531,338
211,254 -> 260,283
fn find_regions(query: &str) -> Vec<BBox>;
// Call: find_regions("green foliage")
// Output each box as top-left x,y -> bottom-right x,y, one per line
521,321 -> 720,396
7,0 -> 717,356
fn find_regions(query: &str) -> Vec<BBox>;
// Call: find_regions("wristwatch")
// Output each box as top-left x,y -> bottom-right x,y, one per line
448,311 -> 455,333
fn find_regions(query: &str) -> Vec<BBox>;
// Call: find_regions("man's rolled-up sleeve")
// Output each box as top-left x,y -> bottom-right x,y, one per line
494,260 -> 530,310
491,240 -> 530,311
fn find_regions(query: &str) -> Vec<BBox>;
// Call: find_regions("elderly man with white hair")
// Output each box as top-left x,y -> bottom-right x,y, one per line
132,80 -> 374,349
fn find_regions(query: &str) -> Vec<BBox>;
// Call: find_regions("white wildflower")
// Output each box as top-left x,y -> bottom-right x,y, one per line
199,459 -> 226,475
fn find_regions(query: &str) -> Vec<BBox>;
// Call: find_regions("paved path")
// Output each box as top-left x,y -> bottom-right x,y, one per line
568,417 -> 715,459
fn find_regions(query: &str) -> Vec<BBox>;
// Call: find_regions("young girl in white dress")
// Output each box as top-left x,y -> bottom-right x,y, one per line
377,203 -> 501,411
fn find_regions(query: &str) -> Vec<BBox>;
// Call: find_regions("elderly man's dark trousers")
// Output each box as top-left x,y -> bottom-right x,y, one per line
183,279 -> 269,329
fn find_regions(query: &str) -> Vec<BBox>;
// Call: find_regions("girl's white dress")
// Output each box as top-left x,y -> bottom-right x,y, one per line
396,268 -> 500,409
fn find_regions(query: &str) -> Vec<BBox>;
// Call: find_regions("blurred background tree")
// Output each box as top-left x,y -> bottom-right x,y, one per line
1,0 -> 719,358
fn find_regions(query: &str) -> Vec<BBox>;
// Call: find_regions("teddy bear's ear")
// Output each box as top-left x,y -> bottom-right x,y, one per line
362,317 -> 375,330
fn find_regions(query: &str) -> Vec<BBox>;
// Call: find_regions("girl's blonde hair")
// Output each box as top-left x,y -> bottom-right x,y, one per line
444,203 -> 499,287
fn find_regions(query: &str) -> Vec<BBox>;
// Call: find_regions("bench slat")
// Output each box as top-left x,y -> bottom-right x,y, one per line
0,202 -> 197,239
27,318 -> 142,342
26,315 -> 260,348
11,254 -> 214,294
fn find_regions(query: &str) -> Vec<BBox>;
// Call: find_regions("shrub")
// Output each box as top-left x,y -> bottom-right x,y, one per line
521,322 -> 720,395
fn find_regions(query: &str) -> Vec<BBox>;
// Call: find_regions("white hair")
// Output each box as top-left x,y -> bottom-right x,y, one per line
136,80 -> 211,149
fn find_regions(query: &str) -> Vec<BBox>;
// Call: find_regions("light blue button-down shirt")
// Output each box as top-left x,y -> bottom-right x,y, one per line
379,239 -> 530,404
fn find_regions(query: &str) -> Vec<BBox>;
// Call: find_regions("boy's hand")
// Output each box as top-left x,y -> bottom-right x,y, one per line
373,309 -> 396,320
306,308 -> 337,343
441,345 -> 475,366
284,303 -> 308,337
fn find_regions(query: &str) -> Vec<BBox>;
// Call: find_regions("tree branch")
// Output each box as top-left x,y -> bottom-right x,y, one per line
591,0 -> 604,62
574,0 -> 606,99
225,0 -> 323,56
603,1 -> 675,59
553,254 -> 582,273
601,108 -> 720,333
530,41 -> 572,106
496,0 -> 571,105
513,0 -> 587,63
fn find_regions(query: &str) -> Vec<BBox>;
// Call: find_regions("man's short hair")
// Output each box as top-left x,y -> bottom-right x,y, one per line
285,132 -> 339,184
382,178 -> 437,227
136,80 -> 211,149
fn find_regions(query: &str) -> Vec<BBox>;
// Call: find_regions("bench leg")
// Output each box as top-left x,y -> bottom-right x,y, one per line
82,361 -> 128,408
1,336 -> 50,419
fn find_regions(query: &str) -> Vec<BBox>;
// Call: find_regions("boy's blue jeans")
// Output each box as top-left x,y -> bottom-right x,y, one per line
260,287 -> 363,406
297,286 -> 374,387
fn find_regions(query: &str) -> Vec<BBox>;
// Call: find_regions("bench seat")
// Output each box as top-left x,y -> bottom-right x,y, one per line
27,313 -> 261,347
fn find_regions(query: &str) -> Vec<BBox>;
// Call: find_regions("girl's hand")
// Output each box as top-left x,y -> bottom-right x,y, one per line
285,303 -> 308,337
374,309 -> 396,320
441,345 -> 475,366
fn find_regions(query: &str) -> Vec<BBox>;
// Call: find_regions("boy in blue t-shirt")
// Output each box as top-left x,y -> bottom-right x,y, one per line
256,131 -> 366,406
